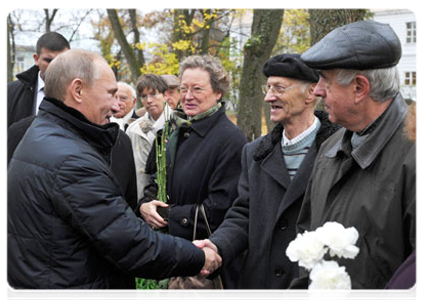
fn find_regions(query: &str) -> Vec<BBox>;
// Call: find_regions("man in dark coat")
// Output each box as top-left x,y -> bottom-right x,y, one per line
8,31 -> 70,128
8,116 -> 138,211
7,49 -> 221,289
292,20 -> 415,289
194,54 -> 340,288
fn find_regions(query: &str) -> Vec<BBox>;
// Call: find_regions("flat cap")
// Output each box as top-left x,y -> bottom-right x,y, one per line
301,20 -> 401,70
160,74 -> 180,87
263,53 -> 319,82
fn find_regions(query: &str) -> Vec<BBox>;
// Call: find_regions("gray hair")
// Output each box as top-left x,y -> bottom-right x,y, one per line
44,49 -> 104,101
118,81 -> 137,99
335,67 -> 400,102
179,54 -> 230,98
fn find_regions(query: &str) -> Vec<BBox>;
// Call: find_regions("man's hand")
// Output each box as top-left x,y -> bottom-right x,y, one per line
139,200 -> 168,229
193,239 -> 222,276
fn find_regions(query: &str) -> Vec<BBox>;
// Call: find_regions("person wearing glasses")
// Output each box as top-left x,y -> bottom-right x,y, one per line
139,55 -> 247,288
194,53 -> 340,288
110,81 -> 139,131
126,74 -> 172,201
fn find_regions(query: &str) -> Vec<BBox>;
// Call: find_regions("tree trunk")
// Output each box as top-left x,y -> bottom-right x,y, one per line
172,9 -> 196,60
128,9 -> 145,68
309,9 -> 366,45
7,14 -> 16,83
107,9 -> 141,86
44,9 -> 58,33
237,9 -> 284,141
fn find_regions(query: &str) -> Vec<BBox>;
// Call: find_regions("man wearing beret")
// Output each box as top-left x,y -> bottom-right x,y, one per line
194,53 -> 340,288
294,20 -> 416,289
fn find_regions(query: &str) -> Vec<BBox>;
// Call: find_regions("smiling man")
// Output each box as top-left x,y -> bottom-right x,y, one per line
7,50 -> 218,289
195,53 -> 340,288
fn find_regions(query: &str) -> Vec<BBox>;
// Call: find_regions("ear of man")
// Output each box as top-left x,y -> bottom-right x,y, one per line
305,83 -> 317,105
352,75 -> 371,105
69,78 -> 84,104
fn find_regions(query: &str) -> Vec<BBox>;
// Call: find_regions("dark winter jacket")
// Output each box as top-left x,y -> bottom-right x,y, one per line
209,111 -> 340,289
141,103 -> 248,288
8,98 -> 204,289
295,94 -> 415,289
8,116 -> 138,211
8,65 -> 39,128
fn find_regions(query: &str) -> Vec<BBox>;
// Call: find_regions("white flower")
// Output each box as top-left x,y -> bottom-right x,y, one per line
309,260 -> 352,290
286,231 -> 327,270
315,222 -> 359,259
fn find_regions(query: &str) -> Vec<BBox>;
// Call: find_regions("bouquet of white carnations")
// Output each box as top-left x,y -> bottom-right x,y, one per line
286,221 -> 359,289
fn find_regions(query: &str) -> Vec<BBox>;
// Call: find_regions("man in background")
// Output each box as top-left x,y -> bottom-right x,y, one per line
8,31 -> 70,127
110,81 -> 138,131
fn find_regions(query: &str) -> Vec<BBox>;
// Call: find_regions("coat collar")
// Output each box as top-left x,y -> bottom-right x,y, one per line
38,98 -> 120,157
253,110 -> 340,161
190,102 -> 226,138
16,65 -> 40,87
325,93 -> 408,169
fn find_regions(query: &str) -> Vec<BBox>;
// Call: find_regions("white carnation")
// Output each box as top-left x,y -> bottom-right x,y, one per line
309,260 -> 352,290
316,222 -> 359,259
286,231 -> 327,270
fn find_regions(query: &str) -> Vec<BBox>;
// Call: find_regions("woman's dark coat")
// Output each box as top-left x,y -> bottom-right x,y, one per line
209,111 -> 340,289
142,104 -> 247,288
7,98 -> 204,289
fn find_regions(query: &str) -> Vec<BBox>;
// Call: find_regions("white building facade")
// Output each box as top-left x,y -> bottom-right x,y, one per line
372,9 -> 416,101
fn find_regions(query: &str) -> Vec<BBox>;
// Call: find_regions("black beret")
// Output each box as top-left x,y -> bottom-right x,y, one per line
301,20 -> 401,70
263,53 -> 319,83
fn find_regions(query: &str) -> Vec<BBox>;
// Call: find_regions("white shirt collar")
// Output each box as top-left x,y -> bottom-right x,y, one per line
282,116 -> 319,146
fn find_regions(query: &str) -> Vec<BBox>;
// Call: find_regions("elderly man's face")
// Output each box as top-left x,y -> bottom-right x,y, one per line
114,83 -> 136,118
81,60 -> 119,125
264,76 -> 308,124
313,70 -> 356,127
166,86 -> 180,109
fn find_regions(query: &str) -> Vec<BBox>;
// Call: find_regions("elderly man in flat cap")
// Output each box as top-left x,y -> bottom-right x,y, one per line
193,53 -> 340,289
293,20 -> 416,289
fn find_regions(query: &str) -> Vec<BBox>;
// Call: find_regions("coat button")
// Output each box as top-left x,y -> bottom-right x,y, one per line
278,219 -> 287,231
275,268 -> 283,277
183,132 -> 190,138
180,218 -> 189,226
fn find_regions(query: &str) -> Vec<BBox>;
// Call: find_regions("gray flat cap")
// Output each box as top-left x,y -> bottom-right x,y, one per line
301,20 -> 402,70
160,74 -> 180,87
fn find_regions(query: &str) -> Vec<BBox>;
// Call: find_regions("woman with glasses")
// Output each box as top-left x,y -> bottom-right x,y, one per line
139,55 -> 247,288
126,74 -> 172,200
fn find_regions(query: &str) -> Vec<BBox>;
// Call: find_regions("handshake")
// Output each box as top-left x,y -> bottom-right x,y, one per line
193,239 -> 222,276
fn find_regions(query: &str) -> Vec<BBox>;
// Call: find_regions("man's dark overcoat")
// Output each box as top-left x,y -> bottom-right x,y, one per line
8,65 -> 39,127
209,111 -> 340,289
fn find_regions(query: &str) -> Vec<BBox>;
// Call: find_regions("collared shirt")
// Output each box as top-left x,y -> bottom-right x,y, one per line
110,108 -> 135,131
282,116 -> 319,146
34,72 -> 45,115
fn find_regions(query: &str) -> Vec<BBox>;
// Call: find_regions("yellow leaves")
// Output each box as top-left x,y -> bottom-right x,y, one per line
140,43 -> 180,75
135,42 -> 146,50
172,40 -> 191,51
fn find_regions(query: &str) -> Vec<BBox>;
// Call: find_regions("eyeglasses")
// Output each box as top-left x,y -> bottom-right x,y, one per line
139,92 -> 162,101
179,86 -> 211,95
261,83 -> 302,96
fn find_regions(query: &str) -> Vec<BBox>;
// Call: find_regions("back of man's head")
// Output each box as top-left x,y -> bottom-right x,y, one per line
44,49 -> 102,101
36,32 -> 70,56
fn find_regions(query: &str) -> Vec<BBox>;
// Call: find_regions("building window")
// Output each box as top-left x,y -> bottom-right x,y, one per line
406,22 -> 416,43
404,72 -> 416,86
